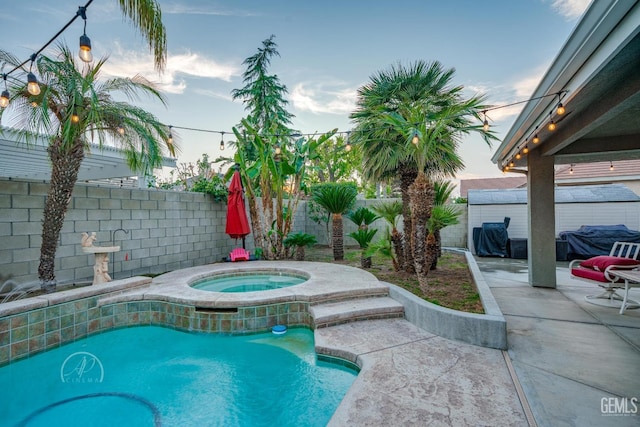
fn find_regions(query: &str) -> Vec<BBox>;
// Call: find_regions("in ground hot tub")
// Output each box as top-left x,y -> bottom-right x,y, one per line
191,271 -> 308,293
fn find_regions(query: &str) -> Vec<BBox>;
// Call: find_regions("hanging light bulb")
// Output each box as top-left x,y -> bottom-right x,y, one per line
610,161 -> 614,171
556,103 -> 565,115
220,132 -> 225,151
0,74 -> 9,108
509,160 -> 515,168
27,72 -> 40,96
482,111 -> 489,132
515,152 -> 521,160
569,165 -> 574,175
77,7 -> 93,62
411,131 -> 419,145
79,34 -> 93,63
117,124 -> 125,135
548,120 -> 556,131
167,125 -> 173,145
523,146 -> 529,154
0,90 -> 9,108
275,145 -> 281,155
71,111 -> 80,123
30,100 -> 38,108
345,131 -> 352,152
532,134 -> 540,144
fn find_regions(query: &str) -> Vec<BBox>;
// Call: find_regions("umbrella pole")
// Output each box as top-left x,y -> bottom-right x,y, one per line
242,237 -> 246,250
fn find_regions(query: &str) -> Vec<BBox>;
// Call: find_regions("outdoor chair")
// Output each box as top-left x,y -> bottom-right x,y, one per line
569,241 -> 640,301
229,248 -> 250,262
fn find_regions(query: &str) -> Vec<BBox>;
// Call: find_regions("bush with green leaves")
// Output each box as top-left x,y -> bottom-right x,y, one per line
283,232 -> 318,261
311,182 -> 358,261
348,228 -> 378,268
191,176 -> 228,202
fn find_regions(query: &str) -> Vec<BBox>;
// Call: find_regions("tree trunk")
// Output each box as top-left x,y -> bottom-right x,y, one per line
332,213 -> 344,261
400,166 -> 417,273
426,232 -> 439,272
430,229 -> 441,270
390,228 -> 404,272
295,246 -> 305,261
38,139 -> 85,292
361,253 -> 372,269
409,173 -> 434,290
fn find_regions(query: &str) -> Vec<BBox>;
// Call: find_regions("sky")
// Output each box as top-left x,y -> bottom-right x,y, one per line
1,0 -> 591,191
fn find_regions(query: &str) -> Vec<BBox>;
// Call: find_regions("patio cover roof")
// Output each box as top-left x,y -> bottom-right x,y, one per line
0,127 -> 176,182
468,183 -> 640,205
493,0 -> 640,169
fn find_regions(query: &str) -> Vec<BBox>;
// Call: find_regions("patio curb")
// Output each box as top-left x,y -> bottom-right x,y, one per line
386,249 -> 507,349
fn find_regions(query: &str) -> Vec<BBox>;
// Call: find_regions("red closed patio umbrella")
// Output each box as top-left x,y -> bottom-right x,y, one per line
225,170 -> 250,242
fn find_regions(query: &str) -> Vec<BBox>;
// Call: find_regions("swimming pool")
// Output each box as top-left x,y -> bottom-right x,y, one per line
192,272 -> 307,293
0,326 -> 357,426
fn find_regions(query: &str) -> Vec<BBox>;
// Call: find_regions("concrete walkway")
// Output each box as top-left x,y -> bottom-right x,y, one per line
320,257 -> 640,426
477,257 -> 640,427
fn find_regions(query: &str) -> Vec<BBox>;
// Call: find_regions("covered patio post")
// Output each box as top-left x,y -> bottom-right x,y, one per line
527,148 -> 557,288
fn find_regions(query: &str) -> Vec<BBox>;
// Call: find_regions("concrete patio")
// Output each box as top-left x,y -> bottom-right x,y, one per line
321,257 -> 640,426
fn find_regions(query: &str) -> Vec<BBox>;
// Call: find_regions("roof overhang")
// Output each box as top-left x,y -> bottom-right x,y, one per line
493,0 -> 640,170
0,127 -> 176,181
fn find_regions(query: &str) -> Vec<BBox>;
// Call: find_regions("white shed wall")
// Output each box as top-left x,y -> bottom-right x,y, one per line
468,202 -> 640,253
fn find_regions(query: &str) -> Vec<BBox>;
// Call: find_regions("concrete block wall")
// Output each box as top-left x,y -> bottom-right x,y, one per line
295,199 -> 468,248
0,178 -> 252,287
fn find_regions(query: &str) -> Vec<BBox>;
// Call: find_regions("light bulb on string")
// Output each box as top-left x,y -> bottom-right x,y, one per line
610,161 -> 614,171
167,125 -> 173,145
532,134 -> 540,144
275,145 -> 281,155
523,146 -> 529,154
0,74 -> 9,108
27,72 -> 40,96
569,164 -> 574,175
482,111 -> 489,132
411,131 -> 419,145
117,124 -> 125,135
548,120 -> 556,131
78,6 -> 92,63
345,131 -> 352,152
71,111 -> 80,123
220,132 -> 225,151
515,152 -> 521,160
556,103 -> 565,115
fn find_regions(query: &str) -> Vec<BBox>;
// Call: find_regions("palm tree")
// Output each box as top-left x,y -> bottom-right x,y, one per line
351,61 -> 494,287
348,229 -> 378,268
430,180 -> 458,269
117,0 -> 167,71
351,61 -> 462,274
311,183 -> 357,261
283,232 -> 317,261
346,207 -> 379,230
0,45 -> 174,292
426,204 -> 461,273
372,201 -> 403,271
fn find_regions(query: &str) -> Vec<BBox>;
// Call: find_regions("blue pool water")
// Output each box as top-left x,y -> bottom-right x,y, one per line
0,326 -> 357,426
192,273 -> 306,292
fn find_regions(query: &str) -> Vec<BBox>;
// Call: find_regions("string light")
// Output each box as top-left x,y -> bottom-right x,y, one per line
27,54 -> 41,96
569,164 -> 574,174
556,103 -> 565,115
77,6 -> 92,63
522,146 -> 529,154
167,125 -> 173,145
275,144 -> 281,155
71,110 -> 80,123
515,152 -> 521,160
345,131 -> 352,152
482,111 -> 489,132
547,112 -> 556,131
0,74 -> 9,108
610,161 -> 614,171
220,131 -> 225,151
532,134 -> 540,144
411,131 -> 419,145
116,123 -> 125,135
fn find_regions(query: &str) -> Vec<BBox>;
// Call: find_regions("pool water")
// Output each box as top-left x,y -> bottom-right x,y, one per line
192,273 -> 306,292
0,326 -> 356,427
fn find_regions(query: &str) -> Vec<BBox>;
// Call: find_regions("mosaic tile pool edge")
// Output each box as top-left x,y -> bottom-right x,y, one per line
0,296 -> 312,366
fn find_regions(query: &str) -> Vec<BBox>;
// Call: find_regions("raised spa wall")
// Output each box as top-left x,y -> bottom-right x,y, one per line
0,277 -> 312,366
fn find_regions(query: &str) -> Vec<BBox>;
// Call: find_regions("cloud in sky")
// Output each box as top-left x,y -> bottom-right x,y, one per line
549,0 -> 591,20
290,83 -> 357,115
162,2 -> 260,17
102,46 -> 240,94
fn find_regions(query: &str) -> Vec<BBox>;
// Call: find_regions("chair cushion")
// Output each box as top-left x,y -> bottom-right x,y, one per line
580,256 -> 640,271
571,267 -> 615,283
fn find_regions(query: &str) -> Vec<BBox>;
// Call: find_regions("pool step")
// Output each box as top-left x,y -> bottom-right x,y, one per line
311,296 -> 404,329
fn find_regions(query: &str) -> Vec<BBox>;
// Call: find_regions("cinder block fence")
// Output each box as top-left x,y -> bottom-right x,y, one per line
0,178 -> 468,287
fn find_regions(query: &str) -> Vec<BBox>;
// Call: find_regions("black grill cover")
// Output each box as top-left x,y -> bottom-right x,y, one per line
559,224 -> 640,259
475,218 -> 510,257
